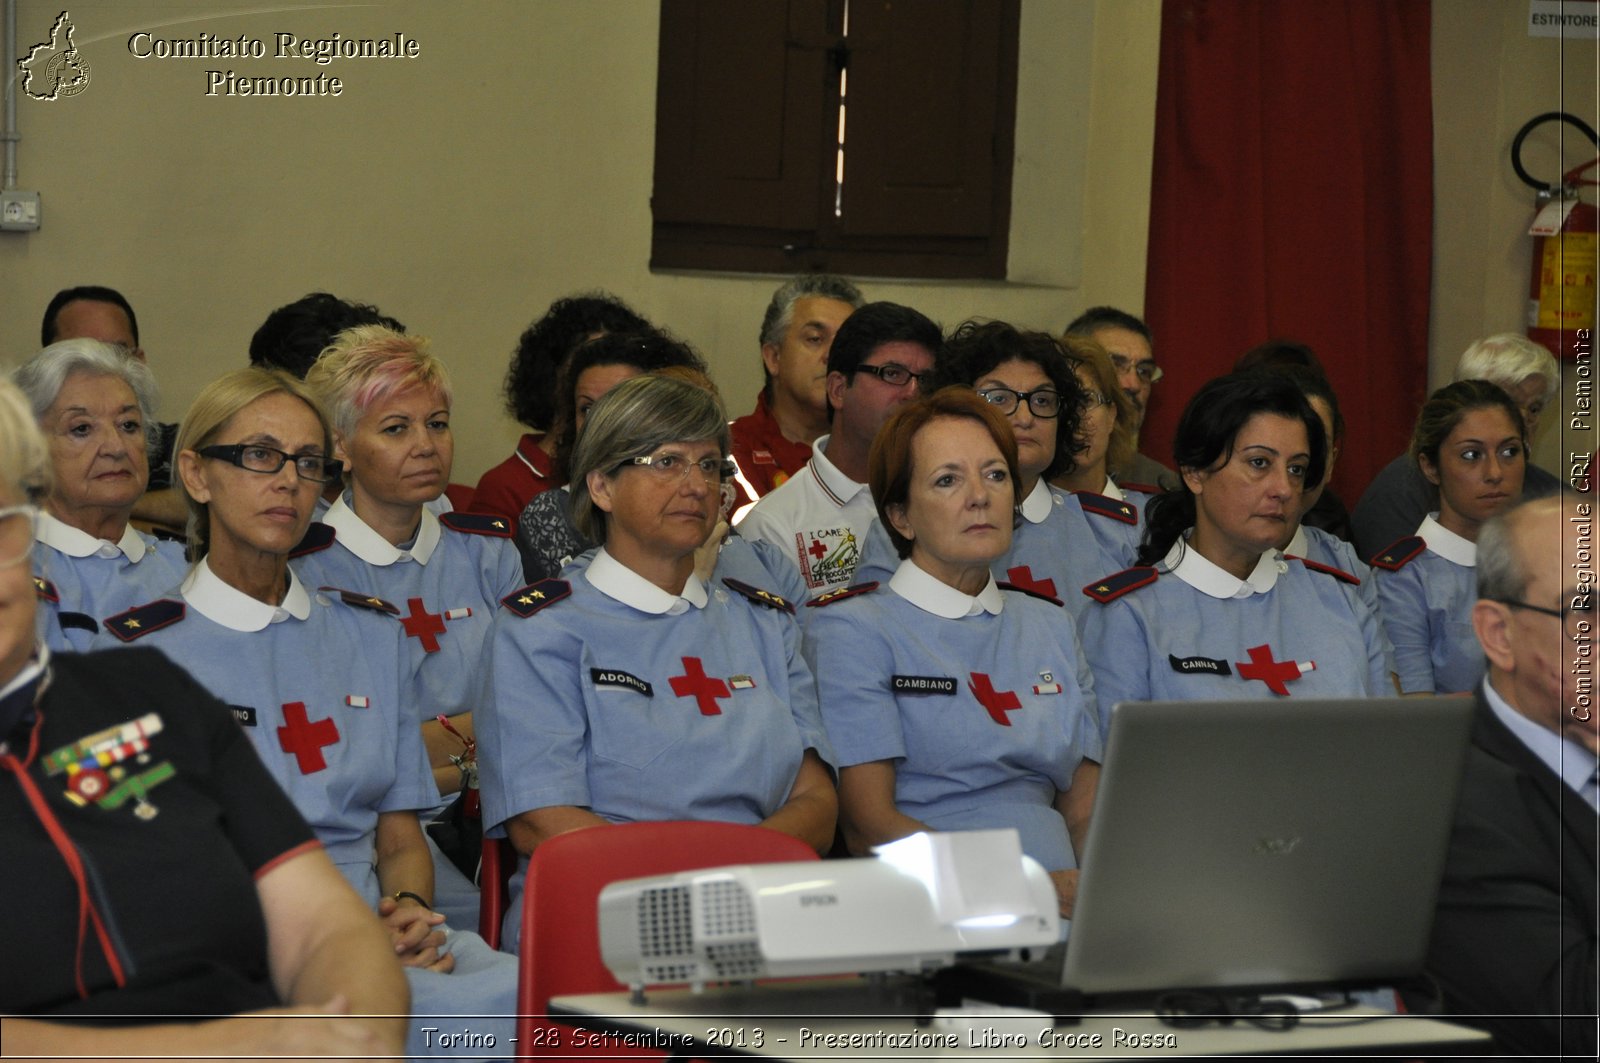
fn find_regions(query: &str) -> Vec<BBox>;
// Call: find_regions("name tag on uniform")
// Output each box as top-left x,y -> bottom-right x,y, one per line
230,705 -> 258,727
1169,654 -> 1233,676
892,675 -> 957,695
591,669 -> 654,697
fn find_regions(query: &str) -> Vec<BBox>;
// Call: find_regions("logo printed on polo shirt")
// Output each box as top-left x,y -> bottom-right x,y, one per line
892,675 -> 957,695
1169,654 -> 1233,676
590,668 -> 654,697
795,527 -> 859,589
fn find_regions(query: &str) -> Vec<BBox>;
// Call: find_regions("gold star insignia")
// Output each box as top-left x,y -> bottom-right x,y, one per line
492,520 -> 506,530
123,618 -> 142,629
1095,584 -> 1109,594
531,590 -> 545,599
517,595 -> 534,605
366,597 -> 383,607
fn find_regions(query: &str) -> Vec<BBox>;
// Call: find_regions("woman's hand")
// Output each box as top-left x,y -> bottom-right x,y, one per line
1048,869 -> 1079,918
376,896 -> 454,972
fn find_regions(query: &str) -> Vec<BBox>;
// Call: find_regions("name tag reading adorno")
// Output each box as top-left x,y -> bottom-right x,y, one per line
892,675 -> 957,695
230,705 -> 258,727
591,669 -> 654,697
1168,654 -> 1233,676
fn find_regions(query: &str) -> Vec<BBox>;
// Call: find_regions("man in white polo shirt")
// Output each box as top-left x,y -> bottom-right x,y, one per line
736,302 -> 943,594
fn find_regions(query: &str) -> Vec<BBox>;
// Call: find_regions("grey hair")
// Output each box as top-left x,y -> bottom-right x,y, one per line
569,374 -> 731,545
1453,333 -> 1560,407
11,339 -> 162,460
1477,492 -> 1565,602
0,379 -> 51,503
758,274 -> 864,350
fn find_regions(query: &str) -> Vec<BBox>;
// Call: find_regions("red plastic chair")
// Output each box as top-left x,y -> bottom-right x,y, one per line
515,821 -> 820,1056
477,836 -> 514,950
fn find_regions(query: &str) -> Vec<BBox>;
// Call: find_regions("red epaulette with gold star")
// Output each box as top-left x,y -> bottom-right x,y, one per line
1076,491 -> 1139,526
289,522 -> 337,558
805,581 -> 880,608
320,587 -> 400,616
1288,555 -> 1360,585
500,579 -> 571,618
998,582 -> 1064,607
439,512 -> 513,538
1368,536 -> 1425,572
33,576 -> 59,603
721,578 -> 794,615
1082,566 -> 1159,604
105,599 -> 186,642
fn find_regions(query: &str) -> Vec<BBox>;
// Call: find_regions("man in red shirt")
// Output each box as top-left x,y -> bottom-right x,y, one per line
731,275 -> 863,498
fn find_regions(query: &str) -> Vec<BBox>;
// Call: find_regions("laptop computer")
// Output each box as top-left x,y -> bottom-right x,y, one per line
942,696 -> 1474,1007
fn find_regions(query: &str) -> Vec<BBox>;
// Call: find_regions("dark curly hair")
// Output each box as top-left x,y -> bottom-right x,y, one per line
552,329 -> 706,480
941,319 -> 1086,481
248,292 -> 405,379
503,293 -> 650,431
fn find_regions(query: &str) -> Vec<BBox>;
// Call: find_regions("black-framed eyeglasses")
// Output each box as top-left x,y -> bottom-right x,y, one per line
977,386 -> 1062,418
1492,597 -> 1594,623
854,362 -> 929,388
199,444 -> 343,484
1154,990 -> 1300,1031
1109,353 -> 1164,385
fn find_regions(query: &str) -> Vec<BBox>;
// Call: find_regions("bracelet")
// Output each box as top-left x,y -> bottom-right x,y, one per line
393,890 -> 432,909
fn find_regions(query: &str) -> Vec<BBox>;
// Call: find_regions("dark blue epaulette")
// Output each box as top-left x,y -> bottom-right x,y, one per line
105,599 -> 186,642
58,613 -> 98,635
1287,554 -> 1360,585
1082,566 -> 1159,604
1076,491 -> 1138,526
440,511 -> 514,538
32,576 -> 58,603
320,587 -> 400,616
500,579 -> 571,618
722,577 -> 794,615
998,581 -> 1064,607
290,522 -> 337,558
1368,535 -> 1425,572
805,581 -> 880,608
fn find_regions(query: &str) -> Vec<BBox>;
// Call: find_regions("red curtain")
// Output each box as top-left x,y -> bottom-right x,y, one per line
1143,0 -> 1433,504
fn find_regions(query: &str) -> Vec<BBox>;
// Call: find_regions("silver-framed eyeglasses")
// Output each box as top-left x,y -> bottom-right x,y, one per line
1109,353 -> 1164,385
0,505 -> 39,569
977,386 -> 1062,418
1078,388 -> 1112,409
199,444 -> 343,484
855,362 -> 929,388
624,450 -> 730,485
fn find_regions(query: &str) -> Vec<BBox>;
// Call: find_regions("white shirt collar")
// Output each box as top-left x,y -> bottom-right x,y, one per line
584,547 -> 708,616
0,644 -> 50,705
1165,536 -> 1285,600
36,511 -> 148,563
321,493 -> 440,565
182,557 -> 311,631
1484,678 -> 1599,809
1100,477 -> 1125,502
1019,478 -> 1055,524
889,557 -> 1004,619
1284,523 -> 1309,558
810,435 -> 871,507
1418,513 -> 1476,567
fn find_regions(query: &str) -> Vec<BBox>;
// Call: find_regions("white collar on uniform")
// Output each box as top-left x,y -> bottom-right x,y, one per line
182,557 -> 311,631
1100,477 -> 1125,502
1019,478 -> 1055,524
322,493 -> 440,565
1418,513 -> 1476,567
1165,536 -> 1285,600
585,547 -> 708,615
1284,523 -> 1309,558
810,434 -> 871,507
36,511 -> 148,563
890,557 -> 1004,619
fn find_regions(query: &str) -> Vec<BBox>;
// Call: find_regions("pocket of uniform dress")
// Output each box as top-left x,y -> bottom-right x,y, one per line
587,668 -> 680,770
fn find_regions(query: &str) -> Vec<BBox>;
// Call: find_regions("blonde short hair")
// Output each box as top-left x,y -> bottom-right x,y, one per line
304,325 -> 452,440
0,379 -> 50,504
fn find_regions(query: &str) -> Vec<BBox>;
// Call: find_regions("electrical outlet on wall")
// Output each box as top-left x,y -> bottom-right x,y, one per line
1,191 -> 42,231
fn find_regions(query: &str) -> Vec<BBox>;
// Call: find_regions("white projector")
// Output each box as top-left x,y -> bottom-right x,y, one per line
598,830 -> 1060,990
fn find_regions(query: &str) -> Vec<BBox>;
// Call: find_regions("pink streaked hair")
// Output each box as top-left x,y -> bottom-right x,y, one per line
306,325 -> 453,437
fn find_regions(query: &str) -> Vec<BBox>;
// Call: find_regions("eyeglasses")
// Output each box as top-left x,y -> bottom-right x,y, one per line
1078,388 -> 1112,409
199,444 -> 343,484
0,505 -> 38,569
1109,353 -> 1164,385
1493,597 -> 1594,624
976,386 -> 1062,418
624,450 -> 729,485
854,362 -> 929,388
1154,990 -> 1300,1032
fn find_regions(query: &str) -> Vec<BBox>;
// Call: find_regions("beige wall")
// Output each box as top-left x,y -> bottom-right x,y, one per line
0,0 -> 1159,483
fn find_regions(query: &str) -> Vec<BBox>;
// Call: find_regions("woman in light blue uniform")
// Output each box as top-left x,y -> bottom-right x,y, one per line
91,368 -> 515,1058
1372,380 -> 1527,694
1080,371 -> 1391,733
1051,333 -> 1151,565
808,388 -> 1100,917
12,341 -> 185,651
479,374 -> 836,950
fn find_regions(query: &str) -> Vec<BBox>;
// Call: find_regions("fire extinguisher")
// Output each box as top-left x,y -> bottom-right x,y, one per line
1514,112 -> 1600,362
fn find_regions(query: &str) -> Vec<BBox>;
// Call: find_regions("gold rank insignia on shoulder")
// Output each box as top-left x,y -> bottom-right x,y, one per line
33,576 -> 59,602
804,580 -> 880,608
721,577 -> 794,614
320,586 -> 400,616
501,578 -> 571,617
1367,535 -> 1425,572
439,511 -> 514,538
105,599 -> 186,642
1076,491 -> 1138,525
1082,566 -> 1159,604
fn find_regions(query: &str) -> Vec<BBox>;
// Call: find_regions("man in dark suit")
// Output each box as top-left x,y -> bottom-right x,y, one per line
1407,492 -> 1598,1055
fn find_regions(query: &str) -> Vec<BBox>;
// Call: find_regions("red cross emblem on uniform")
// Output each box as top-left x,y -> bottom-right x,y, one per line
277,701 -> 339,773
1235,644 -> 1314,696
400,597 -> 447,653
1005,565 -> 1058,599
807,538 -> 828,561
968,672 -> 1021,726
669,657 -> 730,716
